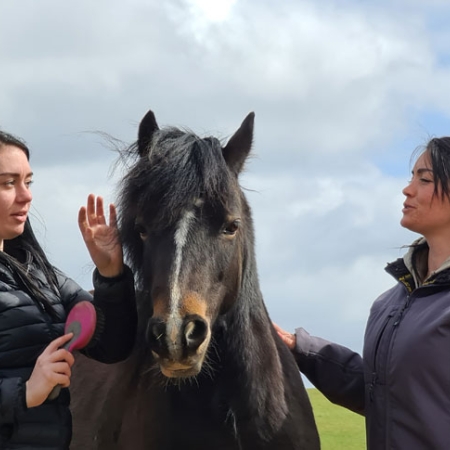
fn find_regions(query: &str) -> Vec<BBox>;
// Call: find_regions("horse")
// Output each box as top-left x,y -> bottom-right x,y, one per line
69,110 -> 320,450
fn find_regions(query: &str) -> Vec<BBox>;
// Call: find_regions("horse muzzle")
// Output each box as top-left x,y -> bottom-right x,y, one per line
147,314 -> 211,378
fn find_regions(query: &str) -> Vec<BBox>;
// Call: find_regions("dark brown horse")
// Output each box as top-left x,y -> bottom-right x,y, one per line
69,110 -> 320,449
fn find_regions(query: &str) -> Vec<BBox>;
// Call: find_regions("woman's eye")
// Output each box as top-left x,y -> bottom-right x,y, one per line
223,220 -> 241,236
3,179 -> 33,187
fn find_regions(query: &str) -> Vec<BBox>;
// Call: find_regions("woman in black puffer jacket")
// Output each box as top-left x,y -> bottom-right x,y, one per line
0,130 -> 137,449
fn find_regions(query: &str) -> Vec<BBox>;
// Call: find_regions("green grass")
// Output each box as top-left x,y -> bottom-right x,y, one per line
307,388 -> 365,450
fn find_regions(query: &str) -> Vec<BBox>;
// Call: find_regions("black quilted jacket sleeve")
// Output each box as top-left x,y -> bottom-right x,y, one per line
57,265 -> 137,364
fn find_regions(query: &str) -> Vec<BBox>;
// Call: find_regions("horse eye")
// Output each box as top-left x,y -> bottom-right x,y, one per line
135,223 -> 148,240
223,219 -> 240,236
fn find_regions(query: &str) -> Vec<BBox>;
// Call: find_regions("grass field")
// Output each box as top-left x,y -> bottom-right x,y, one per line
307,389 -> 365,450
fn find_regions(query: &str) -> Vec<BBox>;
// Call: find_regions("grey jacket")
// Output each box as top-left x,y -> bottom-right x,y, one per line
294,240 -> 450,449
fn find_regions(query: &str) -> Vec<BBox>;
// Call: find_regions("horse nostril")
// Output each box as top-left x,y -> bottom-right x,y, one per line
184,317 -> 208,351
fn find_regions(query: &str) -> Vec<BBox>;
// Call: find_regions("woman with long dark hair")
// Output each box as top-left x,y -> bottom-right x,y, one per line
0,130 -> 137,449
276,137 -> 450,449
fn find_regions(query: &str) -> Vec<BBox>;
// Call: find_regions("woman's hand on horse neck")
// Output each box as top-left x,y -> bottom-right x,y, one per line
273,323 -> 295,350
78,194 -> 124,278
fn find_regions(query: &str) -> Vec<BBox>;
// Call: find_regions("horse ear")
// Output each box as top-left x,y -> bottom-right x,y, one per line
222,112 -> 255,175
138,110 -> 159,156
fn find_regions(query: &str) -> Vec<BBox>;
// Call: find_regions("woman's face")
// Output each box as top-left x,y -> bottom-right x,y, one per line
0,145 -> 33,250
401,151 -> 450,238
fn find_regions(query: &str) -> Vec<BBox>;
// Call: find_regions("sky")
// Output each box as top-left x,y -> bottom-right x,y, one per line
2,0 -> 450,385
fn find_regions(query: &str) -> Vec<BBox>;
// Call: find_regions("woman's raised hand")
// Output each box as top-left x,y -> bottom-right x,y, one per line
78,194 -> 124,278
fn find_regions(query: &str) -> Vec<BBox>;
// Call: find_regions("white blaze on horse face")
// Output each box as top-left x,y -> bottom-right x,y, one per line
167,208 -> 196,352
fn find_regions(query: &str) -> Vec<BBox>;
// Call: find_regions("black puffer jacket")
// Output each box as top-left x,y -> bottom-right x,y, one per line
0,254 -> 136,449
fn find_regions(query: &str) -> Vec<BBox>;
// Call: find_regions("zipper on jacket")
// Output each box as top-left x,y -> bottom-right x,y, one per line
370,293 -> 415,401
369,310 -> 395,402
371,292 -> 411,391
369,372 -> 377,402
393,294 -> 411,327
372,311 -> 395,368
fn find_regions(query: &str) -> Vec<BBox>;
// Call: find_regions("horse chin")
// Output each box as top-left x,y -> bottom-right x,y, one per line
160,362 -> 202,379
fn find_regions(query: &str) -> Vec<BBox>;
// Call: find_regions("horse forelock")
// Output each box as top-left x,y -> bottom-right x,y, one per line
117,126 -> 240,287
119,127 -> 235,231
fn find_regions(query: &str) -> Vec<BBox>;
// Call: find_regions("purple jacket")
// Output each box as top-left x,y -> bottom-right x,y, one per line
294,244 -> 450,449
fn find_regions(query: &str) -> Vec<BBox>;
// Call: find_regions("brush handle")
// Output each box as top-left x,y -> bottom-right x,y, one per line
47,334 -> 77,401
47,384 -> 62,401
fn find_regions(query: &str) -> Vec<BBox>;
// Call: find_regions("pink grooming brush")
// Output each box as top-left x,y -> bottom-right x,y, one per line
47,301 -> 98,400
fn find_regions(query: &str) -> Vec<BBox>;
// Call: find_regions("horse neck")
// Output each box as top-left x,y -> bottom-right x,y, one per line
216,243 -> 289,440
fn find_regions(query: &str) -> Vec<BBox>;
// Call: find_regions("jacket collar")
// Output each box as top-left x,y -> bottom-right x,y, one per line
385,238 -> 450,291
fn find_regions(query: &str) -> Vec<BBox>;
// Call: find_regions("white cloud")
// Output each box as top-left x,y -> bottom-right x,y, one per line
242,162 -> 416,354
184,0 -> 237,22
30,159 -> 121,288
0,0 -> 448,361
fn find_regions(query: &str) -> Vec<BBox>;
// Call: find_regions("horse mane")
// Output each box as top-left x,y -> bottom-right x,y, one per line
220,212 -> 289,441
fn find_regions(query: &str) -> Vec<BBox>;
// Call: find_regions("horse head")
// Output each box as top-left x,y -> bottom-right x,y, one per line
118,109 -> 255,378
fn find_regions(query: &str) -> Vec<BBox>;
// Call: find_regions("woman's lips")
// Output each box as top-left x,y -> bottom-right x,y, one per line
11,211 -> 28,222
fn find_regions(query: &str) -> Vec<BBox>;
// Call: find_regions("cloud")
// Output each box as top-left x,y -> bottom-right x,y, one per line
30,158 -> 121,286
242,163 -> 416,351
2,0 -> 446,164
159,0 -> 447,159
0,0 -> 448,369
